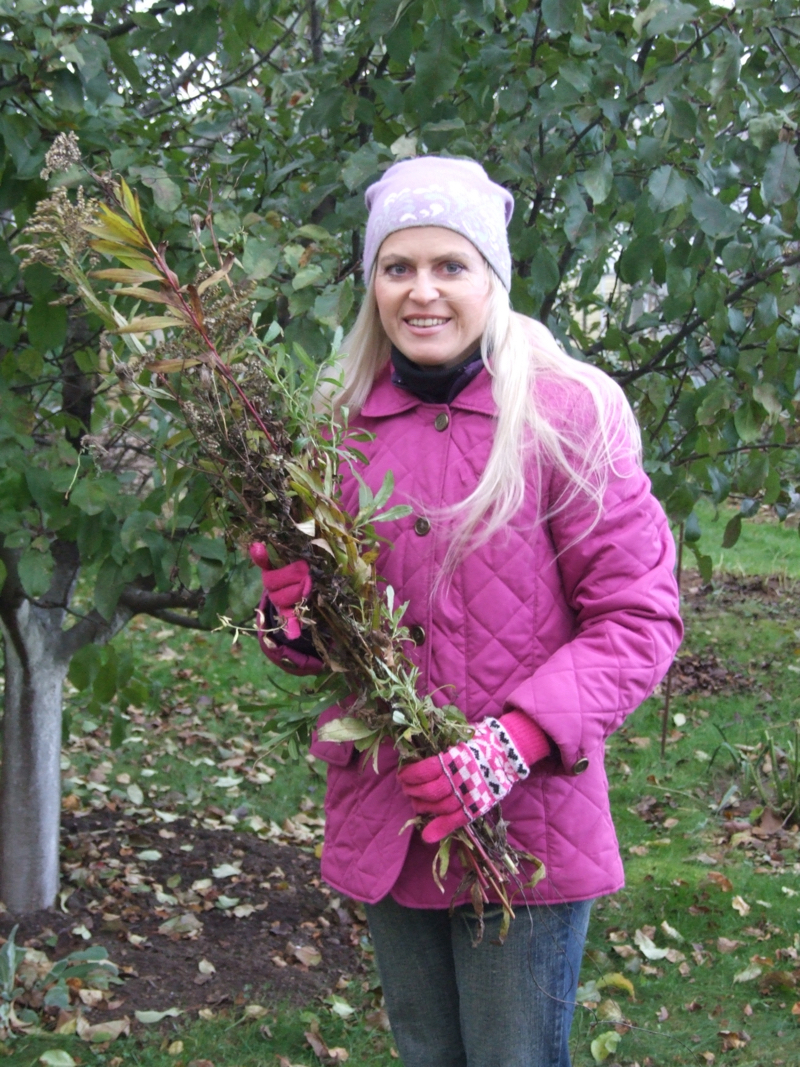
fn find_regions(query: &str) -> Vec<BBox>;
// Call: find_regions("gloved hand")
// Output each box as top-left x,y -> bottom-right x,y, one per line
250,542 -> 311,641
397,712 -> 551,844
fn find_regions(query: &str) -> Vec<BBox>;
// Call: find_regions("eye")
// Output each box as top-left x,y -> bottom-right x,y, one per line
441,261 -> 465,275
384,263 -> 409,276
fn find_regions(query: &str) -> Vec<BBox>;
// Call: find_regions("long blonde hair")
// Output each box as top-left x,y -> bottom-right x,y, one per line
329,266 -> 641,560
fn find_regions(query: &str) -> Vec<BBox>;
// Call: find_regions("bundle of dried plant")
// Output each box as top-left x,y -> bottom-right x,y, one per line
21,156 -> 544,935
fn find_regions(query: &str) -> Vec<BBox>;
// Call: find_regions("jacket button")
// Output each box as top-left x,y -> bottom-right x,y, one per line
434,412 -> 449,431
572,757 -> 590,775
280,656 -> 296,668
409,625 -> 426,645
414,517 -> 431,536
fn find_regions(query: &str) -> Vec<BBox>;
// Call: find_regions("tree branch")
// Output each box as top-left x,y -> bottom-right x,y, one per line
564,17 -> 729,157
101,0 -> 182,40
144,11 -> 304,119
58,585 -> 205,660
118,586 -> 205,614
614,250 -> 800,386
149,609 -> 212,630
139,57 -> 207,117
58,605 -> 134,662
538,242 -> 574,325
767,26 -> 800,87
675,441 -> 798,467
308,0 -> 323,64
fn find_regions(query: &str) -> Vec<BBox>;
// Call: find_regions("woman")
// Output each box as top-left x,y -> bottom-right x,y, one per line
254,156 -> 682,1067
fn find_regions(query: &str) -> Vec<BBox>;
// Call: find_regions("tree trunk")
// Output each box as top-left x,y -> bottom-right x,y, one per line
0,540 -> 192,912
0,601 -> 69,913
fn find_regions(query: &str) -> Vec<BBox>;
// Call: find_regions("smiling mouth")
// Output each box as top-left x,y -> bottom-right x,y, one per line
405,317 -> 450,327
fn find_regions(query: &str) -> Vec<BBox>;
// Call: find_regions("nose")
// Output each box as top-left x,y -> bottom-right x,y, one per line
409,270 -> 439,303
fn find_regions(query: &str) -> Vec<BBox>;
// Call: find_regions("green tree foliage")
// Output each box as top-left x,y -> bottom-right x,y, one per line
0,0 -> 799,908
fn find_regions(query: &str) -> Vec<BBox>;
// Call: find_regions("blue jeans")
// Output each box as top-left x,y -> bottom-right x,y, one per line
364,896 -> 593,1067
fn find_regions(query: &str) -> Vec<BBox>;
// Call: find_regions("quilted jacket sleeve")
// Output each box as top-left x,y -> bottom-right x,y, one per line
503,381 -> 683,773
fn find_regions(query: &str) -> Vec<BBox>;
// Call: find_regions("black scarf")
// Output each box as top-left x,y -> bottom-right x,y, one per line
390,345 -> 484,404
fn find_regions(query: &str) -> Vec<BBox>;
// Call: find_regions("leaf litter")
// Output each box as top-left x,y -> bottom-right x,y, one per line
0,809 -> 370,1031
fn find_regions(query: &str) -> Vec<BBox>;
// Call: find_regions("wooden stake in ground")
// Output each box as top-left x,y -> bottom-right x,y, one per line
661,521 -> 684,759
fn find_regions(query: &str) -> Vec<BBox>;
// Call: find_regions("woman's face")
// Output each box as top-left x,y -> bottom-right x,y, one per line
373,227 -> 491,369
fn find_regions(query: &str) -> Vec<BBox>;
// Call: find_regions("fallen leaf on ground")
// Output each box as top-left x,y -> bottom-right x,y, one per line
665,948 -> 686,963
732,895 -> 751,916
326,994 -> 355,1018
158,913 -> 203,938
198,959 -> 216,975
304,1029 -> 349,1064
364,1008 -> 391,1031
243,1004 -> 269,1019
661,920 -> 684,942
167,1040 -> 184,1056
597,998 -> 624,1022
596,972 -> 635,1000
706,871 -> 733,891
719,1029 -> 750,1051
39,1052 -> 76,1067
53,1011 -> 79,1035
292,944 -> 322,967
612,945 -> 638,959
733,964 -> 762,984
134,1008 -> 183,1023
755,809 -> 784,835
306,1030 -> 327,1058
692,852 -> 720,866
77,989 -> 105,1007
76,1016 -> 130,1043
717,937 -> 741,954
634,929 -> 669,960
216,895 -> 241,909
590,1030 -> 622,1063
211,863 -> 241,879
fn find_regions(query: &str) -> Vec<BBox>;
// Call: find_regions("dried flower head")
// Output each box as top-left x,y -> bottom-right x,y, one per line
40,131 -> 83,180
17,187 -> 98,270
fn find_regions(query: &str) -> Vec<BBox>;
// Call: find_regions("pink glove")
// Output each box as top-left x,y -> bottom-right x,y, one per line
250,542 -> 311,642
397,712 -> 551,844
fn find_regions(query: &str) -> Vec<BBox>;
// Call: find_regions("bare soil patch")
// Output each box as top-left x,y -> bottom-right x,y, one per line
0,811 -> 369,1030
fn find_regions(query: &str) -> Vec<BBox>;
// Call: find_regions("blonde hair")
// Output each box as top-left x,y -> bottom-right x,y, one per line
328,267 -> 641,561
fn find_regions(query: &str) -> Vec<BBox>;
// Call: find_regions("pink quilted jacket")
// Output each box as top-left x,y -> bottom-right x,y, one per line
272,365 -> 682,907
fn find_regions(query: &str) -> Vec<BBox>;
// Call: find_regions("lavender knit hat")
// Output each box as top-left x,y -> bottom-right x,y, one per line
363,156 -> 515,290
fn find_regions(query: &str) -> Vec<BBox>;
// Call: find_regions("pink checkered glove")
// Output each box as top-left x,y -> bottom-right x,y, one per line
397,713 -> 551,844
250,542 -> 311,642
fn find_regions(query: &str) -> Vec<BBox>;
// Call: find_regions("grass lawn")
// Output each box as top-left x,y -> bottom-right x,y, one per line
2,510 -> 800,1066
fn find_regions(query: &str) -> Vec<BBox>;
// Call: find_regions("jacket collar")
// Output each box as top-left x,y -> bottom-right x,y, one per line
360,363 -> 498,419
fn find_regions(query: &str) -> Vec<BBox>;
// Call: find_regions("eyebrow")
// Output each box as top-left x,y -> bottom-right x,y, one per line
377,251 -> 471,266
